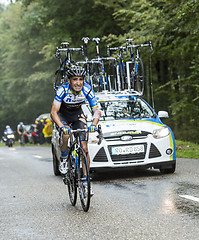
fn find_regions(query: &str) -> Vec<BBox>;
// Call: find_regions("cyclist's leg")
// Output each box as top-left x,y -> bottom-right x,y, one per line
57,113 -> 70,156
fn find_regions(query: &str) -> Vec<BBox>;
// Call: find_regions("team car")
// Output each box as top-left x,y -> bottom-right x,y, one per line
51,91 -> 176,175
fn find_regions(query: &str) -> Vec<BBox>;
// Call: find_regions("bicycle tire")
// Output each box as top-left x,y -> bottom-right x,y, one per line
108,60 -> 117,90
77,146 -> 90,212
135,58 -> 144,94
91,63 -> 101,92
66,153 -> 77,206
54,69 -> 66,91
119,60 -> 127,90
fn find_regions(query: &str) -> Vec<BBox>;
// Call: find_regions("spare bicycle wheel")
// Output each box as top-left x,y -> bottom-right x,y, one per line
135,58 -> 144,95
54,69 -> 66,91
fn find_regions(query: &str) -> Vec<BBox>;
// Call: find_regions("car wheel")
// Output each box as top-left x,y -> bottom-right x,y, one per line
52,145 -> 60,176
159,162 -> 176,174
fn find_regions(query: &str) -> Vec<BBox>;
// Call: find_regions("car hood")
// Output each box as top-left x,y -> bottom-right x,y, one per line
99,118 -> 165,137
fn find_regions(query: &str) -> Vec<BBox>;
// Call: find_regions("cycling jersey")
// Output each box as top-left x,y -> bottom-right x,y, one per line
54,82 -> 98,112
54,82 -> 98,141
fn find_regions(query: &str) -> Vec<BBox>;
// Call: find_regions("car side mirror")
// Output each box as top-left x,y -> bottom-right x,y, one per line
158,111 -> 169,118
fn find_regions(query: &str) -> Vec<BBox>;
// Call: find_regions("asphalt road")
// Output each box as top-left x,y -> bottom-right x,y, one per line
0,146 -> 199,240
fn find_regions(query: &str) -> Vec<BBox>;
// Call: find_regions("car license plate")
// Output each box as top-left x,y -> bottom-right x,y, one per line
112,145 -> 144,155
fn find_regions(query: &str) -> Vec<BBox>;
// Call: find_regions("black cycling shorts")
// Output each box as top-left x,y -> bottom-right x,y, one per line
58,108 -> 88,141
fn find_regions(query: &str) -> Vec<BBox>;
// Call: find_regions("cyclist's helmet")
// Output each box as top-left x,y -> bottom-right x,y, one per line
67,65 -> 86,79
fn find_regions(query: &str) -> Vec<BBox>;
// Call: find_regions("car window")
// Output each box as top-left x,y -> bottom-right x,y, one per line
82,97 -> 155,121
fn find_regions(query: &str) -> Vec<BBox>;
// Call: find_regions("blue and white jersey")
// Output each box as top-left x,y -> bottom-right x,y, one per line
54,82 -> 98,110
4,128 -> 14,135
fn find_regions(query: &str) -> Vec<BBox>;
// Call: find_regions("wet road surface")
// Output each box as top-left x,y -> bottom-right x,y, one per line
0,146 -> 199,240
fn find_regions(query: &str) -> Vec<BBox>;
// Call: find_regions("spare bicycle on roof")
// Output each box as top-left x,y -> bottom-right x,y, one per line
54,38 -> 153,97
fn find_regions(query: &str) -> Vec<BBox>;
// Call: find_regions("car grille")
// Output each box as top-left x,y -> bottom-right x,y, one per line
149,143 -> 161,158
108,143 -> 147,162
103,131 -> 150,142
93,147 -> 108,162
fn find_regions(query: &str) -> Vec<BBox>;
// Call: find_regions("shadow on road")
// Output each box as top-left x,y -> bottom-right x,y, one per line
91,167 -> 162,182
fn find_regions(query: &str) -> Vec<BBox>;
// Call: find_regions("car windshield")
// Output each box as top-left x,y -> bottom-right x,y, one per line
82,97 -> 155,121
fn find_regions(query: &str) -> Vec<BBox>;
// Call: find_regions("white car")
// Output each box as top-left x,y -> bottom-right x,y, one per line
51,91 -> 176,175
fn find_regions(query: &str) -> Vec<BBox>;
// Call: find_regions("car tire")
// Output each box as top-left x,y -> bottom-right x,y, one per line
52,145 -> 61,176
159,162 -> 176,174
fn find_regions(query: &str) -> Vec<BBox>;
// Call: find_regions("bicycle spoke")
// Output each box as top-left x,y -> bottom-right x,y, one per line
77,147 -> 90,212
65,154 -> 77,206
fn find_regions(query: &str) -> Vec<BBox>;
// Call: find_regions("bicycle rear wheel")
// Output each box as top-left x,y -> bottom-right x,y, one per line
66,154 -> 77,206
77,147 -> 90,212
54,69 -> 66,91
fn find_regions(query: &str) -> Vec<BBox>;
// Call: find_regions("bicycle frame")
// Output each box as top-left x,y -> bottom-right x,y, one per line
92,38 -> 110,91
126,41 -> 153,93
59,125 -> 102,212
107,46 -> 126,91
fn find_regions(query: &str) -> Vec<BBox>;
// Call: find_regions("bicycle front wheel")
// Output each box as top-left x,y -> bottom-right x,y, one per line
77,147 -> 90,212
66,154 -> 77,206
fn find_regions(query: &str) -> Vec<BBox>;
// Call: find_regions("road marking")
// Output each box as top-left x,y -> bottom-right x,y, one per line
9,148 -> 16,151
34,155 -> 42,159
179,195 -> 199,203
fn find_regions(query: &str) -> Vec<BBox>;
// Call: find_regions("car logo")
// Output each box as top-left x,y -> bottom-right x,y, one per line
121,135 -> 133,141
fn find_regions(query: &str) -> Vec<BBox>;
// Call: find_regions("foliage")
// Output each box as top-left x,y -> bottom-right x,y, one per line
0,0 -> 198,142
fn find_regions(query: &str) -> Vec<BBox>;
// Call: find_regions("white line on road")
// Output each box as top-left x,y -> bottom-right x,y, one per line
179,195 -> 199,203
34,155 -> 42,159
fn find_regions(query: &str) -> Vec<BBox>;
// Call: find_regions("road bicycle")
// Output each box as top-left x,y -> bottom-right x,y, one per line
91,38 -> 108,91
53,38 -> 153,96
76,37 -> 94,86
60,125 -> 103,212
107,45 -> 127,91
126,39 -> 153,94
54,42 -> 83,91
91,38 -> 116,92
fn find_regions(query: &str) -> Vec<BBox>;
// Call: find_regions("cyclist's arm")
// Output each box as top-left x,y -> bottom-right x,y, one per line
50,100 -> 65,129
91,106 -> 101,126
51,85 -> 70,130
86,88 -> 101,126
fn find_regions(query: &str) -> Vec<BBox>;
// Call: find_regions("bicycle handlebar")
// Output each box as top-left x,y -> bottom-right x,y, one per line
82,37 -> 90,44
56,47 -> 83,52
91,57 -> 116,63
59,124 -> 103,147
127,41 -> 153,51
61,42 -> 69,47
107,41 -> 153,56
92,37 -> 100,44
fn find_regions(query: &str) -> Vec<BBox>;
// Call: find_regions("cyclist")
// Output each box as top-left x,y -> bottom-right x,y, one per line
17,122 -> 25,144
17,122 -> 25,135
50,65 -> 101,193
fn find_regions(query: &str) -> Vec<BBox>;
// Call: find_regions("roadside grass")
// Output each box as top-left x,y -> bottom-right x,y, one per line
1,139 -> 198,159
175,140 -> 199,159
0,141 -> 50,147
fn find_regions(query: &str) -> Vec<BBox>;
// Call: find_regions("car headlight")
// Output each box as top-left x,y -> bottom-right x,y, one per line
153,127 -> 170,139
